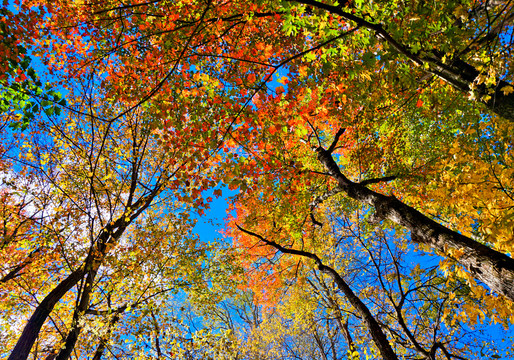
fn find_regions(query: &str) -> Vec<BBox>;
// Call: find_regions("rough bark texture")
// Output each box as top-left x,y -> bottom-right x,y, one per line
291,0 -> 514,123
316,145 -> 514,301
7,268 -> 85,360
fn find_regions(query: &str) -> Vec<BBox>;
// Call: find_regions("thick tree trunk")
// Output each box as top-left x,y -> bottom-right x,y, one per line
429,56 -> 514,122
291,0 -> 514,122
478,79 -> 514,122
316,144 -> 514,301
7,215 -> 134,360
8,233 -> 109,360
7,268 -> 85,360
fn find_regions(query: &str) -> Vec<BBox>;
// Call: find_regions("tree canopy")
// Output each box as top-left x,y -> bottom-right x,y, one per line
1,0 -> 514,359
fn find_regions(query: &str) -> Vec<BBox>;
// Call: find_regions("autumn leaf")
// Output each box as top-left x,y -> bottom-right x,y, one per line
247,73 -> 256,84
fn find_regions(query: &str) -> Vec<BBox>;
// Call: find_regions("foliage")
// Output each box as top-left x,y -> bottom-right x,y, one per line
0,90 -> 215,359
2,0 -> 514,358
0,5 -> 66,129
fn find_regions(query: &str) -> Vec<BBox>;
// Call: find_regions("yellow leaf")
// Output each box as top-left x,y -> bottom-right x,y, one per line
501,85 -> 514,95
453,5 -> 467,20
452,248 -> 465,260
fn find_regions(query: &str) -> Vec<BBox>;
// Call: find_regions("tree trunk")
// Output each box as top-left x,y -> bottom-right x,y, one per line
316,145 -> 514,301
91,312 -> 121,360
7,268 -> 85,360
55,265 -> 99,360
291,0 -> 514,123
7,216 -> 135,360
317,263 -> 399,360
430,56 -> 514,122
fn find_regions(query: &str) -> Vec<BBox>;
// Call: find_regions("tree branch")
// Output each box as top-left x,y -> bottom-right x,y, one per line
236,225 -> 399,360
359,175 -> 397,187
288,0 -> 514,122
315,130 -> 514,301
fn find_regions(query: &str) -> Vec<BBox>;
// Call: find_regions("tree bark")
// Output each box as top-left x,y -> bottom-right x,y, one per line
7,181 -> 160,360
8,225 -> 117,360
290,0 -> 514,122
54,265 -> 99,360
318,263 -> 398,360
429,56 -> 514,122
315,134 -> 514,301
1,247 -> 42,283
482,79 -> 514,123
91,310 -> 121,360
7,268 -> 86,360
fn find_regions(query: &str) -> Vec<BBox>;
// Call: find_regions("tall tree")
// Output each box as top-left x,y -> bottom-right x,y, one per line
1,87 -> 214,360
232,200 -> 512,359
20,0 -> 513,288
2,0 -> 514,357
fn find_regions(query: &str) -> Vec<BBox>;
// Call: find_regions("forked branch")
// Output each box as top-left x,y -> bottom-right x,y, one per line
315,130 -> 514,301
